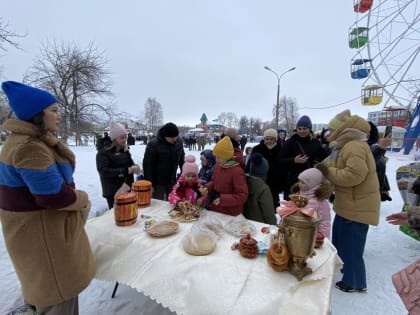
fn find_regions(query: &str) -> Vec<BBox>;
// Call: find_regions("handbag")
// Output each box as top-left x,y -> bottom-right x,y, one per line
391,258 -> 420,314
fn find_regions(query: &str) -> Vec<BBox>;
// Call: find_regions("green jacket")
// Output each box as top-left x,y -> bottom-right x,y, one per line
243,176 -> 277,224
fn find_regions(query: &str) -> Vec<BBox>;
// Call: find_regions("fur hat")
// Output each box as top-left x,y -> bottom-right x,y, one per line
109,122 -> 127,140
328,110 -> 351,131
161,122 -> 179,137
264,128 -> 277,139
1,81 -> 58,121
213,136 -> 234,160
248,153 -> 269,181
296,115 -> 312,130
182,155 -> 199,176
298,168 -> 323,190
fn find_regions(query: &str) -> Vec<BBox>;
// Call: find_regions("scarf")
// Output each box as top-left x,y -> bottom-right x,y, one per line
327,128 -> 367,167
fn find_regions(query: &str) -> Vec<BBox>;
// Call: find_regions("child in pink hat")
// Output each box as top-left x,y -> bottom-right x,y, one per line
169,155 -> 207,208
291,168 -> 333,243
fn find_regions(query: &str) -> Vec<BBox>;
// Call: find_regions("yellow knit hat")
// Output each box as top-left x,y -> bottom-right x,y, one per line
213,136 -> 234,160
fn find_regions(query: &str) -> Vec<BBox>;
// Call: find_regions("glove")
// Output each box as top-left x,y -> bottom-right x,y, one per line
130,165 -> 141,175
315,162 -> 329,177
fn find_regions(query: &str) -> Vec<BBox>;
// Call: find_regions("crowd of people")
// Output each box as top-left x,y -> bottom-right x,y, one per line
0,81 -> 417,315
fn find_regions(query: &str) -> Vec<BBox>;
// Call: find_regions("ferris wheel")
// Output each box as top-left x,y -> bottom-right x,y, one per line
349,0 -> 420,109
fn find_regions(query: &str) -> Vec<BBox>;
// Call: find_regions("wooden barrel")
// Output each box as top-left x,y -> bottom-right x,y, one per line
132,180 -> 152,208
114,192 -> 138,226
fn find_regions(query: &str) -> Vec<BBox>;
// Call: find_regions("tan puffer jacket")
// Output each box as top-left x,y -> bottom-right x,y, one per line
325,115 -> 381,225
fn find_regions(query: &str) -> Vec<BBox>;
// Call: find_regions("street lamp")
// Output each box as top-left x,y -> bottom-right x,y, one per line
264,65 -> 296,130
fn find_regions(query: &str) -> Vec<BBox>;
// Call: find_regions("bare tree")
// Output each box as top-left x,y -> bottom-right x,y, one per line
0,18 -> 23,52
248,117 -> 263,138
238,115 -> 249,135
0,18 -> 24,77
217,112 -> 238,128
25,40 -> 113,144
144,97 -> 163,134
278,95 -> 299,134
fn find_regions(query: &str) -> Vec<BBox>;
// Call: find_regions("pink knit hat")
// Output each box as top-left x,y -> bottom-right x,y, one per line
109,122 -> 127,140
182,155 -> 199,176
298,168 -> 323,190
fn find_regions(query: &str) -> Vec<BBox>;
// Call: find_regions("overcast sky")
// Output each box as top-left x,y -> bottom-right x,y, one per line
2,1 -> 416,126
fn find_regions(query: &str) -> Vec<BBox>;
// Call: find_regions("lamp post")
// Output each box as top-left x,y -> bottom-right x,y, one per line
264,65 -> 296,130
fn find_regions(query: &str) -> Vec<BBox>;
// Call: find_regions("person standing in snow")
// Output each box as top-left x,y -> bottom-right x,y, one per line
0,81 -> 94,314
316,109 -> 380,293
249,128 -> 283,207
278,115 -> 329,200
143,122 -> 185,200
96,122 -> 141,209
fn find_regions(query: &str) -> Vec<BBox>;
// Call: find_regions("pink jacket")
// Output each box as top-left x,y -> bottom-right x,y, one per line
169,176 -> 206,207
299,185 -> 332,239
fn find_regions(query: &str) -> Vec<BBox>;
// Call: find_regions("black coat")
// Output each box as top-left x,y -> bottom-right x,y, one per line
96,135 -> 112,151
143,131 -> 185,187
277,133 -> 329,192
96,145 -> 135,198
247,140 -> 283,188
127,134 -> 135,146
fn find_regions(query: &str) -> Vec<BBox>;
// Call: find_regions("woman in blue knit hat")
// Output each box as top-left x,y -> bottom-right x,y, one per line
0,81 -> 94,314
277,115 -> 329,200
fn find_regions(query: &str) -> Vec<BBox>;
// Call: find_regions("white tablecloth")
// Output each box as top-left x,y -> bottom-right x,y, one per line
86,199 -> 342,315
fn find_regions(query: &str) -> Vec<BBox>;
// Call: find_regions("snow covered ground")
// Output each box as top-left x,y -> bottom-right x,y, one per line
1,142 -> 419,315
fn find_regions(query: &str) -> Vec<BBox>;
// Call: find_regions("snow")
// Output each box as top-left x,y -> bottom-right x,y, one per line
1,143 -> 419,315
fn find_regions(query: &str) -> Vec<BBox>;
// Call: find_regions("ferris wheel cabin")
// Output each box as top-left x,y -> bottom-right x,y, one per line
353,0 -> 373,13
351,58 -> 371,79
349,27 -> 369,48
378,107 -> 411,128
361,85 -> 383,105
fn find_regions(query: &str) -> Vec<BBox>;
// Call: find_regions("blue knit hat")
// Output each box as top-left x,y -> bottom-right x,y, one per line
296,115 -> 312,130
248,153 -> 269,181
1,81 -> 58,121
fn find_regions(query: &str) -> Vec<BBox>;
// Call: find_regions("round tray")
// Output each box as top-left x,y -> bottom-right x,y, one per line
168,208 -> 201,222
147,221 -> 179,237
224,220 -> 256,237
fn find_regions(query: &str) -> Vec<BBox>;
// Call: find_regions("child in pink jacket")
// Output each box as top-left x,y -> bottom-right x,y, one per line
169,155 -> 206,208
291,168 -> 333,239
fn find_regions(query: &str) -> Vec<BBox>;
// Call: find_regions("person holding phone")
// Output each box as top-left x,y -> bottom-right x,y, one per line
368,122 -> 392,201
384,125 -> 393,138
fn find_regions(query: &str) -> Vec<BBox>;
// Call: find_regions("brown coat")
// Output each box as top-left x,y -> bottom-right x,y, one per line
0,119 -> 95,307
325,115 -> 380,225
